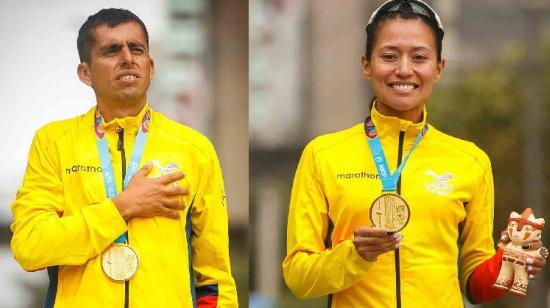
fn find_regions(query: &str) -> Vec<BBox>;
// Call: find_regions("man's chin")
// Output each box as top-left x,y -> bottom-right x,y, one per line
115,90 -> 146,103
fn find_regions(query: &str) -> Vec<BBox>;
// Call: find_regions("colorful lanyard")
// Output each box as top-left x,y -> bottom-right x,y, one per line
94,108 -> 151,243
364,116 -> 428,192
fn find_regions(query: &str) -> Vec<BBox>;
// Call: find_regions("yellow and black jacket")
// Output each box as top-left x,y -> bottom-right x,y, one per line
283,105 -> 495,308
11,105 -> 237,307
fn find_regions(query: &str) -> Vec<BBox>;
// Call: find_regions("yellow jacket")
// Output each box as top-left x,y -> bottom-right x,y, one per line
283,105 -> 495,307
11,105 -> 237,307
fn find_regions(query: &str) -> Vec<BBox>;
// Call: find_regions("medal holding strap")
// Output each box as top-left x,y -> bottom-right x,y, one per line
364,116 -> 428,233
94,108 -> 150,281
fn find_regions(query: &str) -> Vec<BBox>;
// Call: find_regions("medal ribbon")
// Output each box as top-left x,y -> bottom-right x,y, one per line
95,108 -> 151,243
364,116 -> 428,192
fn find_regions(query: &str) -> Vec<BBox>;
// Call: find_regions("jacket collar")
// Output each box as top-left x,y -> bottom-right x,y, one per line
370,101 -> 427,138
86,103 -> 150,132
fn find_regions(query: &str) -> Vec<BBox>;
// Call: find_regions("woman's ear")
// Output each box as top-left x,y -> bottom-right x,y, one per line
361,55 -> 372,80
434,58 -> 446,83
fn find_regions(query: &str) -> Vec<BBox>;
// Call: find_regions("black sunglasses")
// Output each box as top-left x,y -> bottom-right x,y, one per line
367,0 -> 444,31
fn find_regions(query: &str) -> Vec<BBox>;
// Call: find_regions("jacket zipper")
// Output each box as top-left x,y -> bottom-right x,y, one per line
395,131 -> 404,308
116,127 -> 129,308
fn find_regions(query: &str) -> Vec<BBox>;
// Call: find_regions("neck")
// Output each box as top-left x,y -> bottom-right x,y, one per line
97,99 -> 146,122
375,103 -> 424,123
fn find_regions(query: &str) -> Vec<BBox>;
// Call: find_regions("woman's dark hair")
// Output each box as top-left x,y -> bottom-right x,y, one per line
365,5 -> 444,63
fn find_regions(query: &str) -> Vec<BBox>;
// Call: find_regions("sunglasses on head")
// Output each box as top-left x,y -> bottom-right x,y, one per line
367,0 -> 444,31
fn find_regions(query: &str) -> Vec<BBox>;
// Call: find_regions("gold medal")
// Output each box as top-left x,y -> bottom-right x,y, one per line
369,193 -> 410,233
101,243 -> 139,282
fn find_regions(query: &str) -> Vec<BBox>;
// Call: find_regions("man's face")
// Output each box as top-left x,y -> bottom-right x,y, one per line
78,21 -> 154,104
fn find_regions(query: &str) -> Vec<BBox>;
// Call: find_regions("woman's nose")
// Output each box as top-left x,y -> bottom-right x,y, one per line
396,58 -> 413,77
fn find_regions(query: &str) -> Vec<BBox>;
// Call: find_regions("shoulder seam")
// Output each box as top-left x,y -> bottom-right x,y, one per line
311,129 -> 364,156
428,128 -> 489,173
152,115 -> 212,160
39,118 -> 90,150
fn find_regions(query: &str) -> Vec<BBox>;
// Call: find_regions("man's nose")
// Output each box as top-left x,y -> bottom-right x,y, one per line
119,45 -> 134,65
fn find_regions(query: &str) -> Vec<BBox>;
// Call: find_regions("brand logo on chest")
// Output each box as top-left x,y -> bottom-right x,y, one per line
149,160 -> 179,176
336,172 -> 380,180
148,160 -> 181,186
65,164 -> 102,175
424,170 -> 454,195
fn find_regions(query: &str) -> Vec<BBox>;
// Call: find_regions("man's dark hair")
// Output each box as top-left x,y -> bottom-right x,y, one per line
77,8 -> 149,63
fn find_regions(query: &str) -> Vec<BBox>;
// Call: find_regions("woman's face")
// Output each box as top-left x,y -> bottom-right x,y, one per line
362,17 -> 445,122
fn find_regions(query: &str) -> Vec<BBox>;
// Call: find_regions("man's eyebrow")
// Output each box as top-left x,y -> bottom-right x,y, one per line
99,42 -> 123,53
98,41 -> 147,53
127,41 -> 146,49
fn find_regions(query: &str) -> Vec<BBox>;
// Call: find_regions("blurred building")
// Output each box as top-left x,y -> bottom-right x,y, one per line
249,1 -> 550,307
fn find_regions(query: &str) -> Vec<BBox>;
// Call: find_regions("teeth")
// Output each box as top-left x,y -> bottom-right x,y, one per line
392,84 -> 415,91
121,75 -> 136,80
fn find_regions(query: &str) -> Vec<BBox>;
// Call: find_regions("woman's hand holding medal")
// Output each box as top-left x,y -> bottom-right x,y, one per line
112,162 -> 189,220
353,227 -> 403,262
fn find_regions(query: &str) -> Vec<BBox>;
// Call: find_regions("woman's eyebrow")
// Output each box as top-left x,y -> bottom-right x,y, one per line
377,45 -> 431,52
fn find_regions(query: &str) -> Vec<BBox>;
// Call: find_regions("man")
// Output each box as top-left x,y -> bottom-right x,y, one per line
10,8 -> 237,308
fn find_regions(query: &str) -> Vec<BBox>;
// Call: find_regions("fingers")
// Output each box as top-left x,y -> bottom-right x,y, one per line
357,244 -> 400,259
522,241 -> 542,250
145,200 -> 183,219
539,246 -> 548,259
163,185 -> 189,197
157,171 -> 185,185
522,242 -> 546,281
353,235 -> 392,246
162,198 -> 185,210
353,232 -> 400,246
161,207 -> 180,219
526,256 -> 546,270
136,162 -> 153,176
354,227 -> 390,238
526,256 -> 546,280
356,238 -> 399,253
155,201 -> 182,219
353,226 -> 402,262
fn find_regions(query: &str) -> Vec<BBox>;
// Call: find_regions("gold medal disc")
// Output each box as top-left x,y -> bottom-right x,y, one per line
369,193 -> 410,233
101,243 -> 139,282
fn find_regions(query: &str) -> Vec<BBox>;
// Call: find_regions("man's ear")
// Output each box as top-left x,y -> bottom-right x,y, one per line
149,57 -> 155,81
361,55 -> 372,80
77,62 -> 92,87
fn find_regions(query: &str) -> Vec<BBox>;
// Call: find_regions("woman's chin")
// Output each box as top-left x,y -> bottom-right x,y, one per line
376,99 -> 423,116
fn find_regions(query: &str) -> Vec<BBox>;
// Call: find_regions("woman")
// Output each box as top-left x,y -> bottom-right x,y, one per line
282,1 -> 546,307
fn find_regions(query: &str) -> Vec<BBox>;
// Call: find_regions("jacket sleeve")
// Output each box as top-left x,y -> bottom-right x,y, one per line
282,142 -> 374,299
10,128 -> 127,271
458,152 -> 496,292
190,142 -> 238,307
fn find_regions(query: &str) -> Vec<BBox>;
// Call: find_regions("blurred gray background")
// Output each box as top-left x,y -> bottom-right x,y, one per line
249,0 -> 550,307
0,0 -> 248,307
